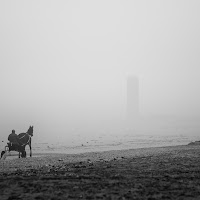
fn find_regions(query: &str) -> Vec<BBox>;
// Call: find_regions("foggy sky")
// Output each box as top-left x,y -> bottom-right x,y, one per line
0,0 -> 200,137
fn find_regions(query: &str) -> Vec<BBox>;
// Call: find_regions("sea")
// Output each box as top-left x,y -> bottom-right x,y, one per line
1,117 -> 200,158
1,131 -> 199,158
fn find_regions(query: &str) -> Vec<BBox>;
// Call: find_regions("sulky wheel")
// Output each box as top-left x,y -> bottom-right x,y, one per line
1,151 -> 5,158
21,150 -> 26,158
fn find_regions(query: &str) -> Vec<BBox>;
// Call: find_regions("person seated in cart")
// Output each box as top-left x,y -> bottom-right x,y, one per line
8,130 -> 22,146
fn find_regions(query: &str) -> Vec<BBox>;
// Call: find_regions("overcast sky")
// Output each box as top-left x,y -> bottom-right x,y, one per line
0,1 -> 200,136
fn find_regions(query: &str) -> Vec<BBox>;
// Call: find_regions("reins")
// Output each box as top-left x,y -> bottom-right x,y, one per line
19,132 -> 31,146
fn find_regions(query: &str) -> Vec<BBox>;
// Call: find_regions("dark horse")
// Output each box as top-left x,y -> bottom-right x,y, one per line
17,126 -> 34,158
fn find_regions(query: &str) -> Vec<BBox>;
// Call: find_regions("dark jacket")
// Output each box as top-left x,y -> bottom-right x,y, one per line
8,133 -> 20,145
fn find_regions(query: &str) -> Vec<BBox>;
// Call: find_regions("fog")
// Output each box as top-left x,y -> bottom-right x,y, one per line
0,1 -> 200,143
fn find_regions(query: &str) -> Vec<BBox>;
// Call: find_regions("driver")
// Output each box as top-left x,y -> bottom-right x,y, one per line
8,130 -> 22,146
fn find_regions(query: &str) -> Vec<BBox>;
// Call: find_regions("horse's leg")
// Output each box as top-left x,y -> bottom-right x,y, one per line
29,138 -> 32,157
19,152 -> 20,158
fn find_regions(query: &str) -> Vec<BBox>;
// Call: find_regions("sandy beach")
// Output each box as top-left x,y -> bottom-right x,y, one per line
1,144 -> 200,199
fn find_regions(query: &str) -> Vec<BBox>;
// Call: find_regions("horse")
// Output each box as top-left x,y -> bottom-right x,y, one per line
18,126 -> 34,158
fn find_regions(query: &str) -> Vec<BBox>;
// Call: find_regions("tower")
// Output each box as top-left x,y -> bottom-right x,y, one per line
127,76 -> 139,123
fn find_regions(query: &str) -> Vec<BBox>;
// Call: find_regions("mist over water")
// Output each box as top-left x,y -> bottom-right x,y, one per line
0,1 -> 200,151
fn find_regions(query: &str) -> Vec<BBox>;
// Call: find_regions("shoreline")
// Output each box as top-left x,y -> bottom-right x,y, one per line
0,143 -> 194,157
0,144 -> 199,171
1,144 -> 200,199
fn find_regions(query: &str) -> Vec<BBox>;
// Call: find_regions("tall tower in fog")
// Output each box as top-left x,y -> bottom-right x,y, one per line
127,76 -> 139,123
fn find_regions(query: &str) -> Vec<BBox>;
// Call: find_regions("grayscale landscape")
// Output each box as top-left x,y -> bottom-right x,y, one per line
0,1 -> 200,199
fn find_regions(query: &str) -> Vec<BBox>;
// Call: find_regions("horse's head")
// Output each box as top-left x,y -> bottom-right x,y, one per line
27,126 -> 34,136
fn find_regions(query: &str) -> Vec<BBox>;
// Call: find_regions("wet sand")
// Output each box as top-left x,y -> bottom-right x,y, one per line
0,145 -> 200,199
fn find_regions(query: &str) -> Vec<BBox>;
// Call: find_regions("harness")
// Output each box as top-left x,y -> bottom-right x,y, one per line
18,133 -> 31,146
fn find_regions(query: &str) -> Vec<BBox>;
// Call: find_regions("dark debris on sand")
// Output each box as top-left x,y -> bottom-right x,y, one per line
1,146 -> 200,199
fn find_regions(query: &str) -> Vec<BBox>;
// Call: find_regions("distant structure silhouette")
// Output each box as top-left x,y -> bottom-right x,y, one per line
127,76 -> 139,124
